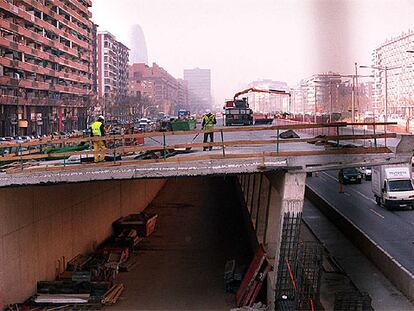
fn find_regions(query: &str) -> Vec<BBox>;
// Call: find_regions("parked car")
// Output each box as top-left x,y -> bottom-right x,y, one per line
338,167 -> 362,184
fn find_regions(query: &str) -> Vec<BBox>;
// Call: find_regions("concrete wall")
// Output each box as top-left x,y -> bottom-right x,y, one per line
0,178 -> 166,306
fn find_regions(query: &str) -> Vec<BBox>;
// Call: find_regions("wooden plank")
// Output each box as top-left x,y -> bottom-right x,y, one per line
5,146 -> 392,174
0,121 -> 397,148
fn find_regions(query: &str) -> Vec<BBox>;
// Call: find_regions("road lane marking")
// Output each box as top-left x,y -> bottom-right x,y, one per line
352,189 -> 377,204
369,208 -> 385,219
322,172 -> 338,182
317,176 -> 327,182
344,192 -> 351,196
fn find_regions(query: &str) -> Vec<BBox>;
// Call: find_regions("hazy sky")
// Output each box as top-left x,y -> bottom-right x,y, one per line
91,0 -> 414,106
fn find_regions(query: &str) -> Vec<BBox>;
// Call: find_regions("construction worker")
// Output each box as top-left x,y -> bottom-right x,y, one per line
202,109 -> 216,151
90,115 -> 106,162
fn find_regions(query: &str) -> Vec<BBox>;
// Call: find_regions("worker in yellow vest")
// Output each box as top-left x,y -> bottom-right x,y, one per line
202,109 -> 216,151
90,115 -> 106,162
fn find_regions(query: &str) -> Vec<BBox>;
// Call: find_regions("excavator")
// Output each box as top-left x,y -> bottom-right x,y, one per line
224,88 -> 291,126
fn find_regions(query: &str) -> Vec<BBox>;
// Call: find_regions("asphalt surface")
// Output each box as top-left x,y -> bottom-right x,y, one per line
307,170 -> 414,275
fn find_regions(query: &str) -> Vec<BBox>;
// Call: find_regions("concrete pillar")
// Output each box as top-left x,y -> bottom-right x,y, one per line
264,171 -> 306,310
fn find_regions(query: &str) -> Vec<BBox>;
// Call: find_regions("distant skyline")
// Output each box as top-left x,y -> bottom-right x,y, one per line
91,0 -> 414,106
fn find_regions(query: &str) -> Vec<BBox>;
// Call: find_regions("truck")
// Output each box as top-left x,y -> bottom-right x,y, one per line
225,87 -> 291,126
224,98 -> 253,126
372,164 -> 414,210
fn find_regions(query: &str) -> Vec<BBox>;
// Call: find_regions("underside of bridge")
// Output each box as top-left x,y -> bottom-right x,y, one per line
0,169 -> 308,309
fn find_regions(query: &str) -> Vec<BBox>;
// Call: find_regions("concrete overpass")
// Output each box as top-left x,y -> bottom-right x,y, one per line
1,122 -> 413,308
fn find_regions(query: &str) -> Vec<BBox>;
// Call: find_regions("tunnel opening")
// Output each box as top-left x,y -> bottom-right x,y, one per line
1,175 -> 262,310
111,176 -> 256,310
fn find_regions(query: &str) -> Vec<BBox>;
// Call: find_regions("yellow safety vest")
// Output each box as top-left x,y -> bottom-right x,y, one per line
91,121 -> 102,136
203,114 -> 216,130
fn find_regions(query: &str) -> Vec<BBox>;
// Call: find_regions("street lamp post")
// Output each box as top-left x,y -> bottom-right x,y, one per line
384,66 -> 388,124
360,65 -> 389,124
355,62 -> 359,122
314,84 -> 317,123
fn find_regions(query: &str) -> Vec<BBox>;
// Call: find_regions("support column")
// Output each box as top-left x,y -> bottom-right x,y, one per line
264,171 -> 306,310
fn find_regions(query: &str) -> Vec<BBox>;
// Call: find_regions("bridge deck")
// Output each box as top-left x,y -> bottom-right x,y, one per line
0,122 -> 411,187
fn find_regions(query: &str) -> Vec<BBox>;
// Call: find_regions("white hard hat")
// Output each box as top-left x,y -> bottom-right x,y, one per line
205,109 -> 211,114
98,115 -> 105,121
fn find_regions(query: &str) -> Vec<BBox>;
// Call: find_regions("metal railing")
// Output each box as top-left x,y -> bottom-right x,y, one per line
0,121 -> 397,174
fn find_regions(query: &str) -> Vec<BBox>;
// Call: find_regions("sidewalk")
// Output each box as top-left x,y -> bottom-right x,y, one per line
303,199 -> 413,310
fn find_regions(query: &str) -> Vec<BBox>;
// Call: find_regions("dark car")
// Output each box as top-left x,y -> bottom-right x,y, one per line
338,167 -> 362,184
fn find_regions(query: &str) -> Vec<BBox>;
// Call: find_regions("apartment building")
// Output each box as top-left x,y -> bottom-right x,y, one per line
372,30 -> 414,118
129,62 -> 179,116
97,31 -> 129,121
0,0 -> 94,136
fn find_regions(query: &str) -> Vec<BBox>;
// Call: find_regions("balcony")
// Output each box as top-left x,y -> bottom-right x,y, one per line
55,0 -> 92,29
0,37 -> 88,73
0,19 -> 81,59
0,57 -> 91,84
0,76 -> 90,95
0,94 -> 88,107
18,0 -> 91,39
0,0 -> 90,51
61,0 -> 92,20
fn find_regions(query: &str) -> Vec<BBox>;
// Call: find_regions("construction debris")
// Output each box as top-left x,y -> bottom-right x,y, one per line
279,130 -> 300,139
113,212 -> 158,237
34,294 -> 90,304
8,209 -> 159,310
230,302 -> 267,311
225,260 -> 246,293
101,284 -> 125,305
134,148 -> 193,160
236,244 -> 271,307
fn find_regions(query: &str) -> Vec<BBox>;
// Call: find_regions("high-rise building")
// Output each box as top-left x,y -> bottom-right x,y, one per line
298,73 -> 342,116
0,0 -> 94,136
97,31 -> 129,120
177,79 -> 189,111
372,30 -> 414,118
184,68 -> 211,111
129,24 -> 148,65
91,23 -> 99,95
293,72 -> 373,120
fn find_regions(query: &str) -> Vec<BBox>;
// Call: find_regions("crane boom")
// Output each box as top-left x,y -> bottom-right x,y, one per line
233,88 -> 291,100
